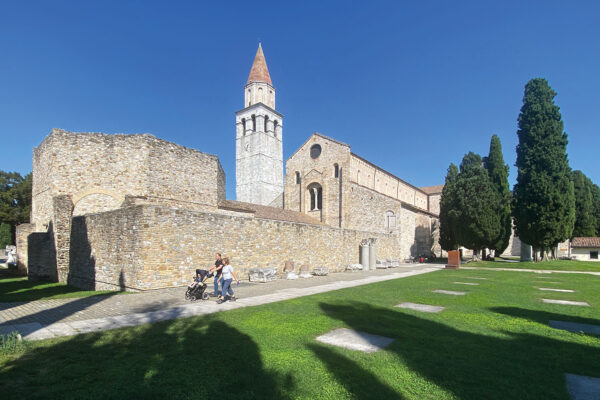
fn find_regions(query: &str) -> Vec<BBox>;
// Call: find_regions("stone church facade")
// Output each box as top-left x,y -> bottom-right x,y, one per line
16,45 -> 442,291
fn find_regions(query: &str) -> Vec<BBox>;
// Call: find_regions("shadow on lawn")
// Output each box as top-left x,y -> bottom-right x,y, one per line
490,307 -> 600,332
0,276 -> 116,303
0,317 -> 293,399
317,301 -> 600,400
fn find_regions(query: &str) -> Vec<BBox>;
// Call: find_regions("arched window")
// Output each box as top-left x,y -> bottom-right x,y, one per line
273,120 -> 278,138
385,211 -> 396,230
264,115 -> 269,132
295,172 -> 301,184
251,114 -> 256,132
241,118 -> 246,136
334,164 -> 339,178
357,170 -> 361,184
307,183 -> 322,211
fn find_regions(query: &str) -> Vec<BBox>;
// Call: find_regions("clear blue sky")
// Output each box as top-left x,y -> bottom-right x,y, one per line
2,1 -> 599,199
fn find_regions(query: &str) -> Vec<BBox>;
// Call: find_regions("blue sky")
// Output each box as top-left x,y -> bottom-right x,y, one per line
2,1 -> 599,198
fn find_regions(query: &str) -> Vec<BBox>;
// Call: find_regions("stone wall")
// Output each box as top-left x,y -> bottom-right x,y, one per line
15,223 -> 35,274
68,204 -> 400,291
32,129 -> 224,230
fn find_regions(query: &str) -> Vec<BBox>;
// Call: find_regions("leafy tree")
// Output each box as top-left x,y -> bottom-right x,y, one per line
513,78 -> 575,258
0,171 -> 32,245
483,135 -> 512,255
439,163 -> 459,251
572,170 -> 595,237
0,223 -> 11,249
453,152 -> 502,257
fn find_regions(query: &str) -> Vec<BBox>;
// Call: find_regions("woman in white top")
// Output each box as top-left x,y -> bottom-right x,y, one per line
218,257 -> 239,303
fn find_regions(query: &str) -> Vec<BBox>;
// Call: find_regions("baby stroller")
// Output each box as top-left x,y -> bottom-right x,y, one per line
185,269 -> 213,301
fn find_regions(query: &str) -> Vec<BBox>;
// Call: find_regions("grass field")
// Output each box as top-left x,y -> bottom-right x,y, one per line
0,277 -> 122,302
468,259 -> 600,272
1,268 -> 599,399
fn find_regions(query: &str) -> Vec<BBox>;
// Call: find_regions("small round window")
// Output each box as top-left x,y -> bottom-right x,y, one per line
310,144 -> 322,159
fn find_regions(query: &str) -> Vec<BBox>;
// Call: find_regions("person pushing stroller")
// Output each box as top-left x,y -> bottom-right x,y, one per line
208,253 -> 224,297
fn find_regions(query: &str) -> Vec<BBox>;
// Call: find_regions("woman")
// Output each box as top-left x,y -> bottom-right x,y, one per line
217,257 -> 239,303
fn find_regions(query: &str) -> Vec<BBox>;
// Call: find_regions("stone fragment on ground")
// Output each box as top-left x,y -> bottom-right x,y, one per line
312,266 -> 329,276
542,299 -> 589,306
395,302 -> 445,313
538,288 -> 574,293
249,268 -> 277,282
452,282 -> 479,286
433,290 -> 466,296
565,373 -> 600,400
315,328 -> 394,353
549,321 -> 600,335
346,263 -> 363,271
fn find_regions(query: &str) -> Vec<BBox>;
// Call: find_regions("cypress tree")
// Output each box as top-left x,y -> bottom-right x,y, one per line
453,152 -> 502,257
484,135 -> 512,255
439,163 -> 459,251
590,182 -> 600,236
0,222 -> 10,249
513,78 -> 575,257
572,170 -> 595,237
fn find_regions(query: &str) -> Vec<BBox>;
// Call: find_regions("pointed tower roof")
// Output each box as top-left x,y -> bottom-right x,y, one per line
247,43 -> 272,85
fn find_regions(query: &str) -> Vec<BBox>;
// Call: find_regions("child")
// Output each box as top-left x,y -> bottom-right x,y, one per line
217,257 -> 239,303
188,269 -> 206,290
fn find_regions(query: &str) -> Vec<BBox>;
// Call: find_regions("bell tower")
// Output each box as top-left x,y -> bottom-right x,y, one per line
235,44 -> 284,206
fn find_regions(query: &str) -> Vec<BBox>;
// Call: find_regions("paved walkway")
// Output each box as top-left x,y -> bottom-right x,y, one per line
0,264 -> 443,340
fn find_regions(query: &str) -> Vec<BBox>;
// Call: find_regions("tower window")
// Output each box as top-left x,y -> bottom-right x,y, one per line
310,144 -> 322,159
264,115 -> 269,132
334,164 -> 339,178
295,172 -> 300,184
241,118 -> 246,136
252,114 -> 256,131
274,120 -> 278,138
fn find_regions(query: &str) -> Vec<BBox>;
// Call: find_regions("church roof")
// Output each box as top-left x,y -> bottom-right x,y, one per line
247,44 -> 272,85
419,185 -> 444,195
571,237 -> 600,248
219,200 -> 325,226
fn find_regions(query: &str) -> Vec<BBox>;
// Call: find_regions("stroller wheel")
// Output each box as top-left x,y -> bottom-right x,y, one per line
185,289 -> 191,300
202,292 -> 209,300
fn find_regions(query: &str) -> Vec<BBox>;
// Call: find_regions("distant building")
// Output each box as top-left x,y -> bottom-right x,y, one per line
570,237 -> 600,261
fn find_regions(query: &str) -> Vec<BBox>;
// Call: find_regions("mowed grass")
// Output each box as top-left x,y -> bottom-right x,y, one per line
0,277 -> 122,302
1,269 -> 599,399
469,259 -> 600,272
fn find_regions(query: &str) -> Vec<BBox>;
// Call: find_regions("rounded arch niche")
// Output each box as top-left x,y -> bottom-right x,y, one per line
72,189 -> 123,216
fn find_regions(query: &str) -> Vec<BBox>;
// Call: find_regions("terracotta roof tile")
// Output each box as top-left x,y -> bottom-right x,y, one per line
219,200 -> 324,225
571,237 -> 600,248
419,185 -> 444,195
247,44 -> 272,85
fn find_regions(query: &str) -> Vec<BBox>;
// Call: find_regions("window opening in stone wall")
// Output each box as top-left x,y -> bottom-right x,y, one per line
252,114 -> 256,132
274,120 -> 278,138
591,251 -> 599,260
264,115 -> 269,132
248,89 -> 251,106
241,118 -> 246,136
385,210 -> 396,230
308,183 -> 322,211
357,170 -> 360,184
334,164 -> 339,178
310,144 -> 322,159
295,172 -> 301,184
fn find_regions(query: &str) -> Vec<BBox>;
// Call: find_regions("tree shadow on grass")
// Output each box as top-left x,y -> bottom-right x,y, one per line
318,301 -> 600,400
0,317 -> 294,399
307,343 -> 405,400
0,276 -> 117,303
490,307 -> 600,328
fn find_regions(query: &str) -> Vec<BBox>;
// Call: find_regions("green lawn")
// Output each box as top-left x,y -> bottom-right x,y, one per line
468,259 -> 600,272
0,277 -> 122,302
1,269 -> 599,399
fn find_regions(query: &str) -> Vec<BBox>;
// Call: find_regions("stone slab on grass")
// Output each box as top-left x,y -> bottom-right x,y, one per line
539,288 -> 575,293
433,289 -> 467,296
315,328 -> 394,353
565,373 -> 600,400
453,282 -> 479,286
395,302 -> 445,313
549,320 -> 600,335
543,299 -> 590,306
465,277 -> 488,280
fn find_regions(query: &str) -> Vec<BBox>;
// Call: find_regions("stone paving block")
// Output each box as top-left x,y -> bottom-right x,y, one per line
465,277 -> 488,280
538,288 -> 574,293
453,282 -> 479,286
565,373 -> 600,400
433,290 -> 467,296
315,328 -> 394,353
46,323 -> 78,337
542,299 -> 590,306
549,321 -> 600,335
395,302 -> 445,313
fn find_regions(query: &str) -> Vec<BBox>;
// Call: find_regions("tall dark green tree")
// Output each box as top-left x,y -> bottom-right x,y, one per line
590,182 -> 600,236
439,163 -> 459,251
513,78 -> 575,257
0,171 -> 32,244
572,170 -> 595,237
483,135 -> 512,255
453,152 -> 502,257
